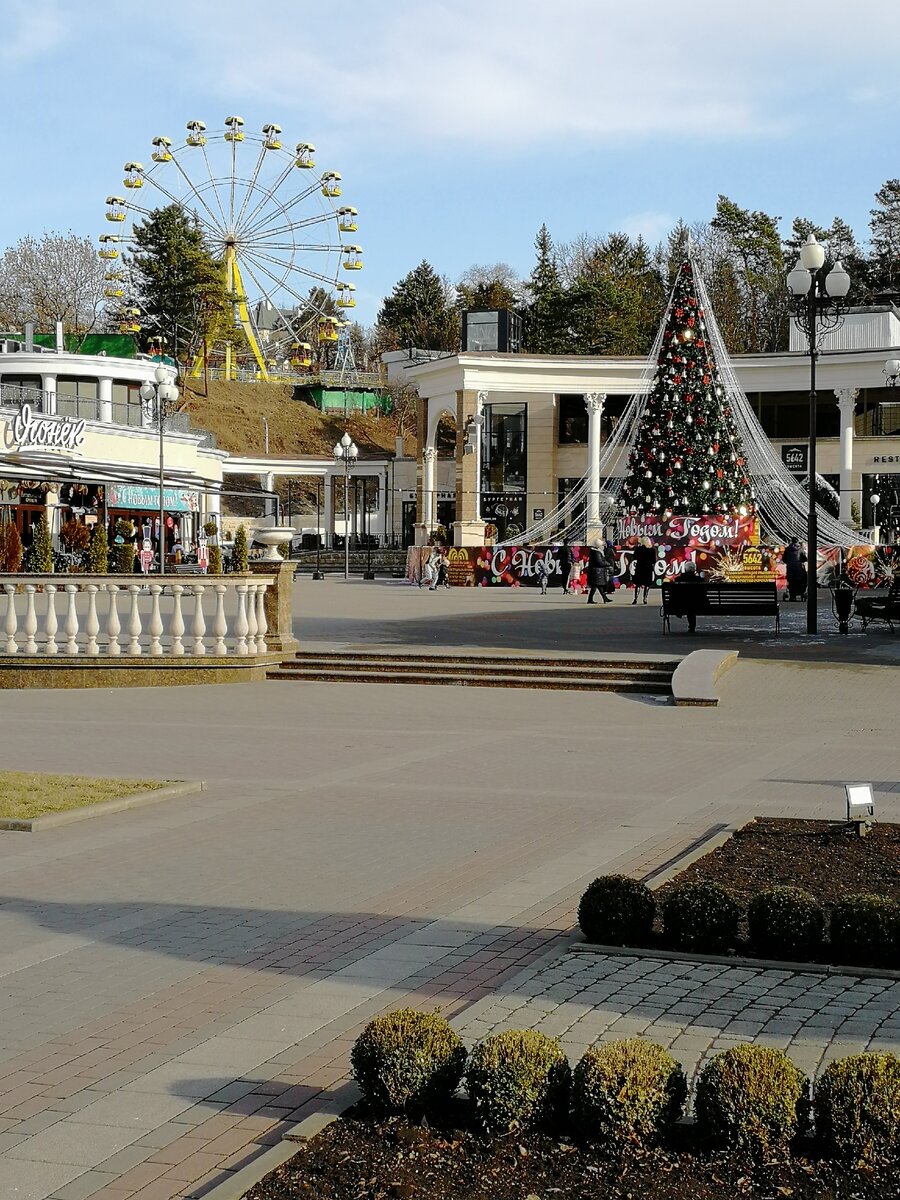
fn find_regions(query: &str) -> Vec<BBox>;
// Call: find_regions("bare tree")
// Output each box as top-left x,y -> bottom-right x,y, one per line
0,232 -> 107,337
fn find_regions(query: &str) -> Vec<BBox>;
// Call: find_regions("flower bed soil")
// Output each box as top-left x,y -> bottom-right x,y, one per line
660,818 -> 900,909
246,1110 -> 895,1200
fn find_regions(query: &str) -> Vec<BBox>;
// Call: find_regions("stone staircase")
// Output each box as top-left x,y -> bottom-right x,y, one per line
266,650 -> 680,696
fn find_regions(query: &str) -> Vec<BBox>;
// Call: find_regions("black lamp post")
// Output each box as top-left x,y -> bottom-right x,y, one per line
312,478 -> 324,579
786,235 -> 851,634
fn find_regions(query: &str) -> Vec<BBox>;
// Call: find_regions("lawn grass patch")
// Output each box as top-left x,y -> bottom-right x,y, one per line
0,772 -> 167,821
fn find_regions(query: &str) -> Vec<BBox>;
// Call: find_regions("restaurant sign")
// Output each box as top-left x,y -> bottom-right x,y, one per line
5,404 -> 86,453
107,484 -> 199,512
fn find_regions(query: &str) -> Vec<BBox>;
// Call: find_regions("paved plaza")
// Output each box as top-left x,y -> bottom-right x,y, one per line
0,579 -> 898,1199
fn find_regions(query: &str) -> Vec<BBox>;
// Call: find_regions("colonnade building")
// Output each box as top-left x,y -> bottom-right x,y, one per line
401,307 -> 900,546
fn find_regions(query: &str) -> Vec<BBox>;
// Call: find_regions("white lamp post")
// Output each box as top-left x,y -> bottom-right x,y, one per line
333,431 -> 358,579
139,365 -> 180,574
786,234 -> 851,634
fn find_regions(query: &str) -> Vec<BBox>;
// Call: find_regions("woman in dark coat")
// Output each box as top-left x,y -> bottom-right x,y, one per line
631,537 -> 656,605
587,541 -> 612,604
781,537 -> 808,601
557,540 -> 573,592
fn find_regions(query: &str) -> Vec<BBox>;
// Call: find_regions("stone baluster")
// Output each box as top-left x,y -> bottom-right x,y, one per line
191,584 -> 207,655
246,582 -> 259,654
64,585 -> 79,655
3,583 -> 17,654
23,584 -> 38,655
212,584 -> 227,656
44,584 -> 58,655
255,583 -> 268,654
85,584 -> 100,655
127,585 -> 143,655
106,584 -> 121,656
148,583 -> 163,656
235,584 -> 249,656
169,584 -> 185,656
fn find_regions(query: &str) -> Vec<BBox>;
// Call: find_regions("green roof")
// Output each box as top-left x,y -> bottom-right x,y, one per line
28,333 -> 139,358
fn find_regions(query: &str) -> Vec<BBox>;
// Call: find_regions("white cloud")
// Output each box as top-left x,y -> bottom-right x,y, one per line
0,1 -> 67,66
140,0 -> 900,149
618,211 -> 676,244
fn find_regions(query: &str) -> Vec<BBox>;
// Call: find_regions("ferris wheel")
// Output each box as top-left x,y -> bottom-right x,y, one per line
100,116 -> 362,380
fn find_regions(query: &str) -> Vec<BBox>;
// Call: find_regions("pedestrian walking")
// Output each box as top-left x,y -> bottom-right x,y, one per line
534,554 -> 550,595
436,549 -> 450,589
604,539 -> 618,598
586,539 -> 612,604
631,537 -> 655,605
558,540 -> 573,592
781,537 -> 808,601
670,560 -> 706,633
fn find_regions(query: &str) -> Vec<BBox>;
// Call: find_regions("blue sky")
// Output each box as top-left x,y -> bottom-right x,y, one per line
3,0 -> 900,326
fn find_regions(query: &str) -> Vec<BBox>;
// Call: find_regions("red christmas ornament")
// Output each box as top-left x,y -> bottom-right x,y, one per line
717,469 -> 724,479
713,443 -> 719,452
674,375 -> 682,385
703,374 -> 710,384
685,393 -> 694,403
687,316 -> 695,328
675,307 -> 684,318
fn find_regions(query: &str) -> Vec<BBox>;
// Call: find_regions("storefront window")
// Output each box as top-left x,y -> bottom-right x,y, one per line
112,381 -> 145,427
0,376 -> 43,409
558,395 -> 587,444
481,403 -> 527,494
57,378 -> 100,420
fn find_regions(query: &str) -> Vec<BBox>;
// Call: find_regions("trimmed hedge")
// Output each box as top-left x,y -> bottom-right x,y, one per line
350,1009 -> 466,1112
577,875 -> 655,946
572,1038 -> 687,1149
662,881 -> 741,953
695,1044 -> 809,1157
465,1029 -> 570,1132
829,893 -> 900,968
747,887 -> 825,960
815,1052 -> 900,1162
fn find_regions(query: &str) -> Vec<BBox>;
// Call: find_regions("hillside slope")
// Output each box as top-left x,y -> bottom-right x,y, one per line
181,380 -> 412,460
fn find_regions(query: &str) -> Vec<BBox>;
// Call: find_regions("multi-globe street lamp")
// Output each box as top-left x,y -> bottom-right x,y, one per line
139,365 -> 180,574
333,431 -> 358,580
786,234 -> 851,634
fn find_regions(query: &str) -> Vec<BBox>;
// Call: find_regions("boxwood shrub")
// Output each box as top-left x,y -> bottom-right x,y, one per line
829,893 -> 900,968
662,881 -> 740,953
747,886 -> 825,960
695,1044 -> 809,1158
815,1052 -> 900,1161
465,1029 -> 570,1133
577,875 -> 655,946
350,1008 -> 466,1113
572,1038 -> 687,1149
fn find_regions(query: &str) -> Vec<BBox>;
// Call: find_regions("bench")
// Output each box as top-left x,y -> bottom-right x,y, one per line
661,581 -> 780,634
856,579 -> 900,632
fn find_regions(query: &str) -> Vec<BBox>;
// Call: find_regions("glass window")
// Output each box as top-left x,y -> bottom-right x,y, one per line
57,377 -> 99,419
465,312 -> 499,351
481,402 -> 527,494
558,395 -> 588,444
0,375 -> 43,409
112,381 -> 144,427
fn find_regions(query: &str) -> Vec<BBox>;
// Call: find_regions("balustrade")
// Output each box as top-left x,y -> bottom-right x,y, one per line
0,576 -> 275,658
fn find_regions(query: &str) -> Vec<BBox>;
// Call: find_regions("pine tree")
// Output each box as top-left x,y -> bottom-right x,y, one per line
525,225 -> 565,353
87,522 -> 108,574
621,261 -> 754,519
376,261 -> 457,351
869,179 -> 900,293
233,524 -> 249,572
24,515 -> 53,574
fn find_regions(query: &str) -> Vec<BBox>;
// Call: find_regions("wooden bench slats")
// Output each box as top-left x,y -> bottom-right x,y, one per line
660,581 -> 780,634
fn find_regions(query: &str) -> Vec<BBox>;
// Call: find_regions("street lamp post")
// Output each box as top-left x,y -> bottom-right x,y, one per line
262,416 -> 269,456
786,235 -> 851,634
333,432 -> 358,580
313,478 -> 324,580
139,366 -> 180,575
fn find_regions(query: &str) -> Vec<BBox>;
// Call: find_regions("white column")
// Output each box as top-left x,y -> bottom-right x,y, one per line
423,447 -> 437,529
323,474 -> 333,548
585,392 -> 607,539
98,377 -> 113,423
205,489 -> 221,521
41,373 -> 57,415
836,388 -> 858,524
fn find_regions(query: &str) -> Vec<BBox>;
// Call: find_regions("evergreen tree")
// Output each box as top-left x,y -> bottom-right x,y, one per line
24,515 -> 53,574
456,263 -> 521,311
376,261 -> 458,351
525,225 -> 565,353
233,524 -> 249,572
621,261 -> 754,519
127,205 -> 227,359
0,521 -> 22,573
869,179 -> 900,294
710,196 -> 786,353
87,522 -> 108,574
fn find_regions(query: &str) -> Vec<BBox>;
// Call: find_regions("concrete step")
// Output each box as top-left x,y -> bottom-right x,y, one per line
284,657 -> 674,683
289,651 -> 679,674
267,665 -> 672,694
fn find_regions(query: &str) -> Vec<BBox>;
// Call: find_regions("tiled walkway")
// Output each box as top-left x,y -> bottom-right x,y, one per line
1,652 -> 898,1199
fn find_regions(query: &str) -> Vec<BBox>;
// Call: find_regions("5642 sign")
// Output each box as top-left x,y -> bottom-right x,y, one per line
781,443 -> 809,474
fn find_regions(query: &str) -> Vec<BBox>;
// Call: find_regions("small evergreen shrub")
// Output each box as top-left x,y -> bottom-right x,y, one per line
662,881 -> 740,953
0,521 -> 23,573
829,894 -> 900,968
577,875 -> 655,946
207,545 -> 223,575
59,518 -> 91,553
24,515 -> 53,573
747,887 -> 825,960
572,1038 -> 687,1148
350,1008 -> 466,1113
695,1045 -> 809,1158
465,1029 -> 570,1132
87,523 -> 109,574
233,524 -> 249,572
814,1052 -> 900,1162
110,520 -> 136,574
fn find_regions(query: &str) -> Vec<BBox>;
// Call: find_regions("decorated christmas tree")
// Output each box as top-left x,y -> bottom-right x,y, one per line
621,261 -> 755,519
